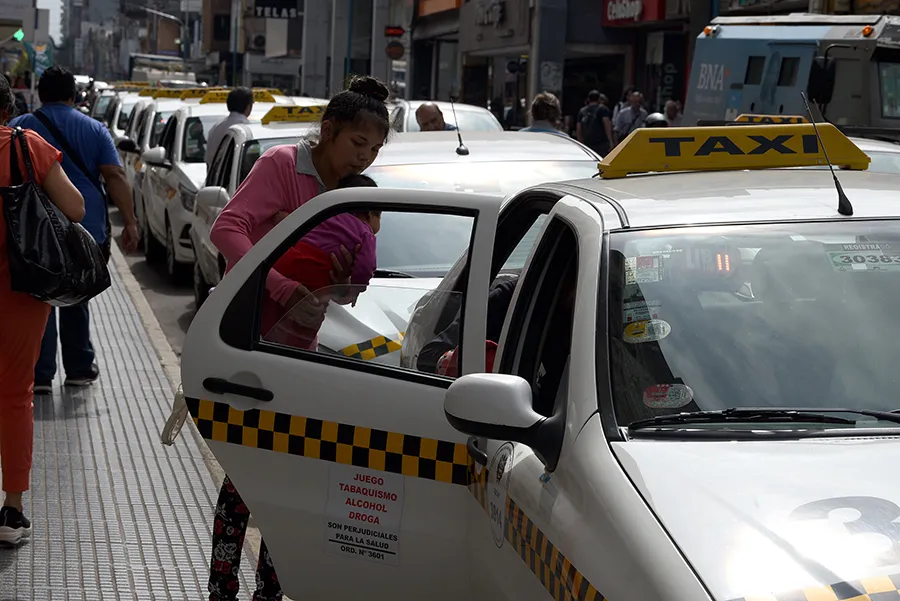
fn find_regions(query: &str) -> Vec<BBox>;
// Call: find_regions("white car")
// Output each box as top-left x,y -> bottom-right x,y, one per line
389,100 -> 503,132
178,122 -> 900,601
848,137 -> 900,173
140,90 -> 295,281
192,129 -> 601,365
105,91 -> 144,140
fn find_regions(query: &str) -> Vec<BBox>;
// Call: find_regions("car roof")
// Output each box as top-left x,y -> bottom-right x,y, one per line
401,100 -> 492,114
239,122 -> 318,139
563,169 -> 900,229
371,131 -> 599,166
849,137 -> 900,153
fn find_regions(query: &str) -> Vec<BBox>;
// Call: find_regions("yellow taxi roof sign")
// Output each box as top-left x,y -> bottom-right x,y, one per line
152,88 -> 187,99
139,88 -> 157,97
200,90 -> 229,103
598,123 -> 870,179
260,105 -> 326,125
260,88 -> 283,95
734,114 -> 808,124
180,88 -> 220,100
251,89 -> 276,103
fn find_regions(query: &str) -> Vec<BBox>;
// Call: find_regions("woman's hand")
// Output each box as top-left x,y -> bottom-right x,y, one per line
283,283 -> 326,328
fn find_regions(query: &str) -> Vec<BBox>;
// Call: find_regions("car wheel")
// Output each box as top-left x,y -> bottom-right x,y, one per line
143,203 -> 165,264
165,220 -> 190,284
193,260 -> 210,309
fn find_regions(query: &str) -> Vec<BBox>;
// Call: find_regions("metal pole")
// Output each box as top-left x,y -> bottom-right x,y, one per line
344,0 -> 352,82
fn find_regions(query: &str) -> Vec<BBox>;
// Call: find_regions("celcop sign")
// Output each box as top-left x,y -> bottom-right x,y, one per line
602,0 -> 662,26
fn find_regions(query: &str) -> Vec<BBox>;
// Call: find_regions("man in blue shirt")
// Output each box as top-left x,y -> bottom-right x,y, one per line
11,66 -> 138,394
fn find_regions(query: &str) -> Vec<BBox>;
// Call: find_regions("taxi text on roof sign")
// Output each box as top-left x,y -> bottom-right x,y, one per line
734,114 -> 808,124
139,88 -> 157,97
180,87 -> 226,100
261,105 -> 326,124
597,123 -> 870,179
152,88 -> 190,99
201,89 -> 277,104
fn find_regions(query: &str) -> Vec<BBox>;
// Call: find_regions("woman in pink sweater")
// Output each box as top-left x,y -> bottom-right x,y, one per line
205,75 -> 391,601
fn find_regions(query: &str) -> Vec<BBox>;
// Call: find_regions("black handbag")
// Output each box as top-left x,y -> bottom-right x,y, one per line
1,127 -> 111,306
34,109 -> 113,262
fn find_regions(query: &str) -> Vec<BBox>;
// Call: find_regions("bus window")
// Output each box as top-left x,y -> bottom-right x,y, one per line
778,58 -> 800,87
745,56 -> 766,85
879,63 -> 900,118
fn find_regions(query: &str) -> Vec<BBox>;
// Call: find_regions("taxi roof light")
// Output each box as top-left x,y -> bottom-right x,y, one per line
597,123 -> 870,179
201,89 -> 277,104
734,113 -> 808,124
863,25 -> 874,37
260,105 -> 326,124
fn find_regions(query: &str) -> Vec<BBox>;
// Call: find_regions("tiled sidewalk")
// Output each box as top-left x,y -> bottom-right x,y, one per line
0,263 -> 256,600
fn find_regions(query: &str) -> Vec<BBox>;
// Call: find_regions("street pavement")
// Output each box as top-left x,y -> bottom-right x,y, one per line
0,212 -> 260,600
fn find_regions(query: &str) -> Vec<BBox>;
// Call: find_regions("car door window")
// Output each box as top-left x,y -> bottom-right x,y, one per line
228,206 -> 478,380
207,136 -> 231,186
161,116 -> 179,160
499,217 -> 577,416
220,143 -> 235,189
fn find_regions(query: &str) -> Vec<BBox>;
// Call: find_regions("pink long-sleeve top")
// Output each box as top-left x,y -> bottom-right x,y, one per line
210,141 -> 326,307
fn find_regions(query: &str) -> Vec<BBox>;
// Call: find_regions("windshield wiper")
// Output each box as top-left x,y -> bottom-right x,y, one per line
374,268 -> 416,279
627,407 -> 900,431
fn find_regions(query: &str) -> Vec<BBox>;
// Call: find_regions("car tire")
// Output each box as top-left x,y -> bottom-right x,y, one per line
165,220 -> 190,284
193,260 -> 210,310
143,203 -> 165,264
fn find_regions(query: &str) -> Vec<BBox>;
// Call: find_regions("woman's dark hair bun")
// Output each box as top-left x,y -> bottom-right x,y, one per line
348,75 -> 389,103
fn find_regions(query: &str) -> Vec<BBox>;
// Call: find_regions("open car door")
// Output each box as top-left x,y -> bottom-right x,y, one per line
181,187 -> 500,600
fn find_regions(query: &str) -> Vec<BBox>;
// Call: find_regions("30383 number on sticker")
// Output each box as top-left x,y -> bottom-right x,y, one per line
825,243 -> 900,272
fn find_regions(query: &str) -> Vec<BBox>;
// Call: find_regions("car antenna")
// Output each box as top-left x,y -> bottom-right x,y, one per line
801,91 -> 853,216
448,95 -> 469,156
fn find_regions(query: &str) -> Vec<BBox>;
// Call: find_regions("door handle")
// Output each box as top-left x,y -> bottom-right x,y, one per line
203,377 -> 273,402
467,436 -> 488,466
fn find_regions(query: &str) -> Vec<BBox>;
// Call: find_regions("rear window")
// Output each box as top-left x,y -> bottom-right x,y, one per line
405,109 -> 502,132
606,221 -> 900,428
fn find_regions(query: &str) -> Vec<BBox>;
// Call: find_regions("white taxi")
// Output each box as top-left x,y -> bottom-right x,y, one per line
389,99 -> 503,132
140,88 -> 293,281
191,121 -> 600,367
179,122 -> 900,600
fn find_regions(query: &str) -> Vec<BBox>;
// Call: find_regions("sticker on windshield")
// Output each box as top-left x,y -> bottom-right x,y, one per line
624,319 -> 671,344
625,256 -> 665,285
824,243 -> 900,273
643,384 -> 694,409
623,300 -> 662,324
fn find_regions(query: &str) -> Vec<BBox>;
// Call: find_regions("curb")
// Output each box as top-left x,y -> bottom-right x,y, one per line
108,241 -> 264,564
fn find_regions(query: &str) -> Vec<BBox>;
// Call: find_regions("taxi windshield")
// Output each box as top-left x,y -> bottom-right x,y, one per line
879,62 -> 900,118
406,109 -> 500,132
607,221 -> 900,430
365,161 -> 598,197
183,115 -> 226,163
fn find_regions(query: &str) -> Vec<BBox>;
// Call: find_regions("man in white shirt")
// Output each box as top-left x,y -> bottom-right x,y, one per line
204,87 -> 254,166
664,100 -> 683,127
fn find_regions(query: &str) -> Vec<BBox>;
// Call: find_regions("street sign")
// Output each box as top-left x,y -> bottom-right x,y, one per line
384,26 -> 405,37
385,41 -> 404,60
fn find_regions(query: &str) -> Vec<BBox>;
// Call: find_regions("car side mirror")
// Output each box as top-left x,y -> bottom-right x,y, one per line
196,186 -> 229,213
444,373 -> 564,471
142,146 -> 170,168
117,137 -> 138,153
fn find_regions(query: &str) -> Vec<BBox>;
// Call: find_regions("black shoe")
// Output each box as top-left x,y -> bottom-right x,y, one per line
0,506 -> 31,546
33,381 -> 52,395
64,363 -> 100,387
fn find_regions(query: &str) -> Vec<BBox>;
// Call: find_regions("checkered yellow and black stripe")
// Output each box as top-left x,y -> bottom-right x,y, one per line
727,573 -> 900,601
340,332 -> 404,360
469,467 -> 607,601
185,398 -> 470,485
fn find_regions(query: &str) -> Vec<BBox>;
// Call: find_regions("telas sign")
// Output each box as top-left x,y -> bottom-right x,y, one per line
255,5 -> 299,17
474,0 -> 505,27
607,0 -> 643,22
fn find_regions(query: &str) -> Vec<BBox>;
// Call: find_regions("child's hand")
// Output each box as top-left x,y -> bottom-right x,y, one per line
274,210 -> 289,225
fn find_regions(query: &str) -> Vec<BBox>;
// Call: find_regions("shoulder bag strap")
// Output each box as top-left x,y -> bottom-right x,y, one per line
14,127 -> 38,183
9,128 -> 23,186
34,110 -> 106,198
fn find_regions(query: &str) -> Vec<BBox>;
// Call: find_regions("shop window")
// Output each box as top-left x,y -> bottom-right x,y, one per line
778,57 -> 800,87
744,56 -> 766,85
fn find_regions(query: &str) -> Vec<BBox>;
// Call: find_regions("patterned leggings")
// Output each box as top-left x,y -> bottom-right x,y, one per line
208,475 -> 283,601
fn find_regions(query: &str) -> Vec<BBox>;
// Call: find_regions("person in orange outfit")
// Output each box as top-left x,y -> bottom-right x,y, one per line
0,74 -> 84,546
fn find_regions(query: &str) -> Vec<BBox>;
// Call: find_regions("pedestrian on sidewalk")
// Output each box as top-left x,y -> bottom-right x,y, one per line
206,75 -> 392,601
576,90 -> 614,156
520,92 -> 567,136
10,66 -> 138,395
0,75 -> 85,545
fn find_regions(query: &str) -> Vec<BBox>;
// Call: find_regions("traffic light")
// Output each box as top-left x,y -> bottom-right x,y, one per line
12,29 -> 23,41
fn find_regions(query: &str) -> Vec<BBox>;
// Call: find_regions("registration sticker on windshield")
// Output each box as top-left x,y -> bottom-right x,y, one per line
824,243 -> 900,273
624,319 -> 671,344
643,384 -> 694,409
623,300 -> 662,323
625,256 -> 665,285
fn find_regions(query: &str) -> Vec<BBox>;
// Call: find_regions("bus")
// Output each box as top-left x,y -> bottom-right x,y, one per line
128,53 -> 196,85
